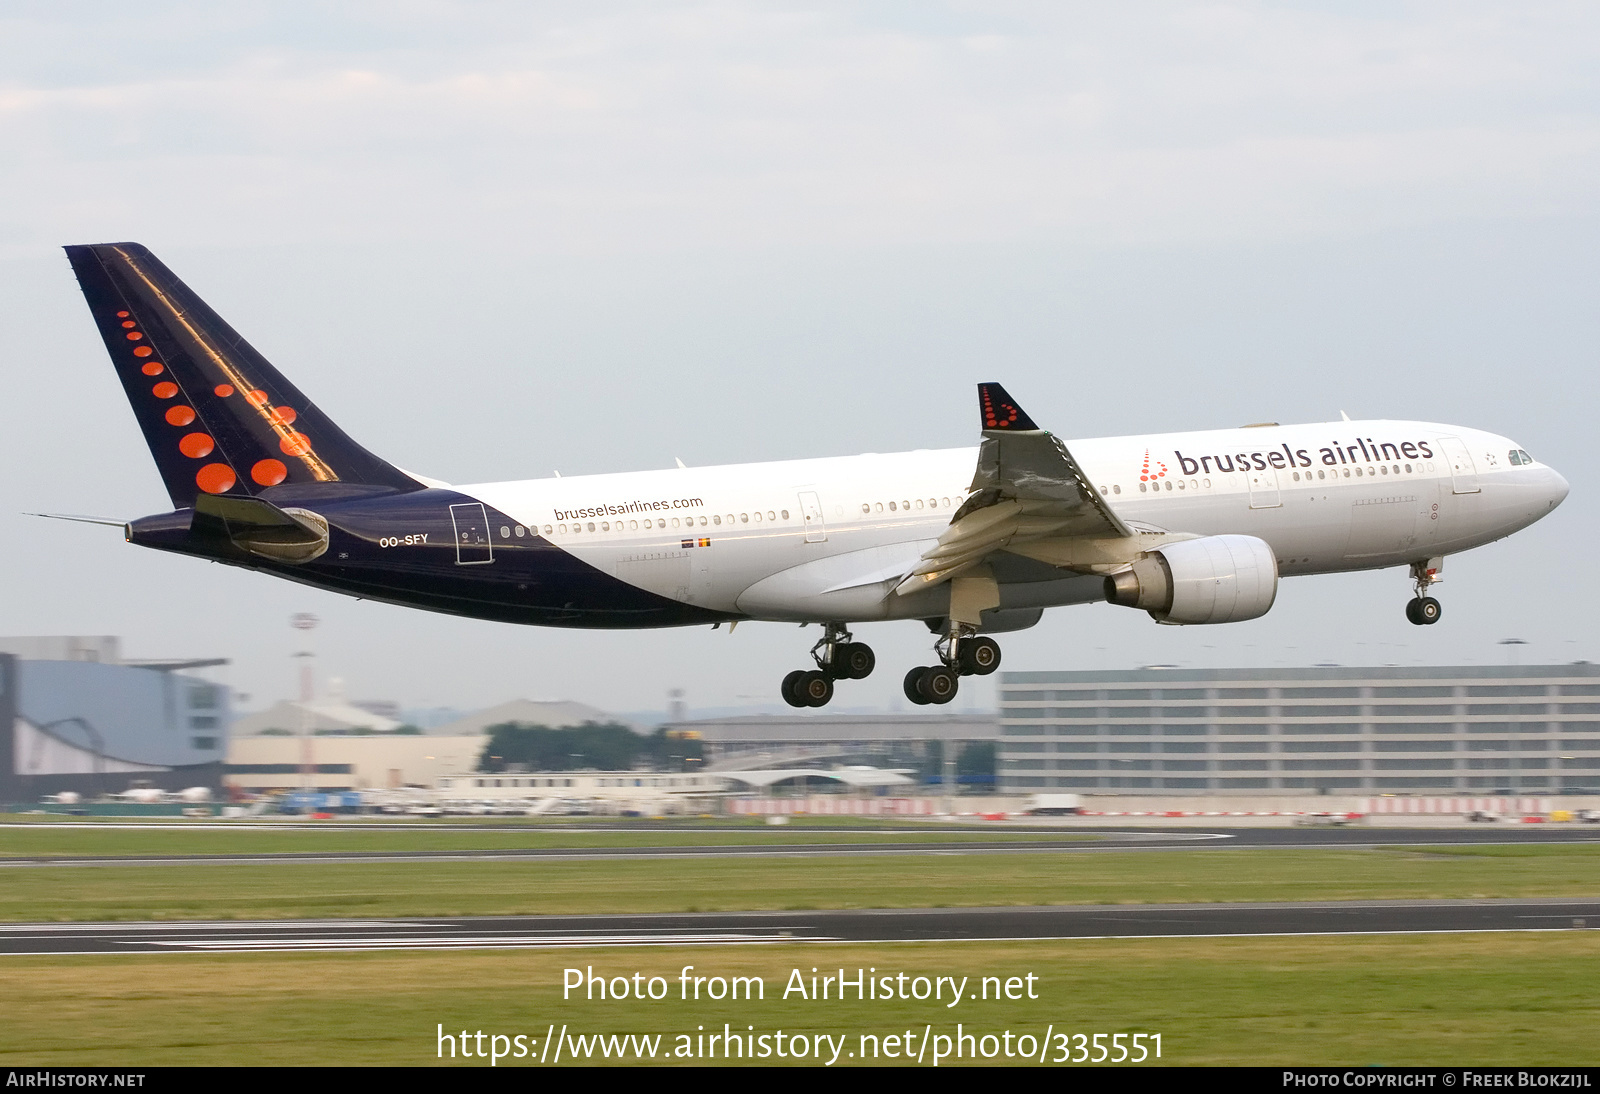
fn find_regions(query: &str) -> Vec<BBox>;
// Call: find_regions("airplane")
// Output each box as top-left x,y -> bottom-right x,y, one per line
59,242 -> 1570,709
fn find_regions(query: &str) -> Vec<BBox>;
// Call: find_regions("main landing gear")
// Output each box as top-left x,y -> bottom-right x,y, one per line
781,623 -> 876,708
1405,557 -> 1443,626
903,629 -> 1001,706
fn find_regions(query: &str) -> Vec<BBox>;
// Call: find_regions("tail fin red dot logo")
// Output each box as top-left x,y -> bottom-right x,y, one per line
1138,449 -> 1168,482
980,389 -> 1021,429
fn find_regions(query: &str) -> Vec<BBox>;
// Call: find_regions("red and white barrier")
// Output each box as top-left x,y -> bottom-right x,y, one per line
1362,796 -> 1547,816
729,797 -> 937,816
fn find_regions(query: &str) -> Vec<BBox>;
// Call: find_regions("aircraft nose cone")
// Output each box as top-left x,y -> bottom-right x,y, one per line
1547,466 -> 1570,509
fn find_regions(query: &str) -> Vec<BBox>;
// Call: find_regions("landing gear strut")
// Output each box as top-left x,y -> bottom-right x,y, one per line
903,627 -> 1002,706
781,623 -> 874,708
1405,558 -> 1443,626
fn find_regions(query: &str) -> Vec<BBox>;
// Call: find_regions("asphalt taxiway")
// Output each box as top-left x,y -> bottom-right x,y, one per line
3,899 -> 1596,955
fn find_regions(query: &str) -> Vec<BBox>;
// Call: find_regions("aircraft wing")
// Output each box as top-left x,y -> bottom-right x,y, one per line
894,383 -> 1136,597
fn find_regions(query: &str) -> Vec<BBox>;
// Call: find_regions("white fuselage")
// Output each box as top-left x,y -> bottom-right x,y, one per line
457,419 -> 1568,625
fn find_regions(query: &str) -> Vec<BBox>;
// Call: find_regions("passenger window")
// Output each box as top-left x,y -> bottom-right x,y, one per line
586,522 -> 595,532
928,498 -> 936,508
630,520 -> 639,530
1177,479 -> 1186,489
600,521 -> 609,531
713,515 -> 721,526
1317,470 -> 1325,479
514,525 -> 525,537
1404,464 -> 1411,474
875,503 -> 883,512
1380,465 -> 1387,475
544,525 -> 553,535
1291,472 -> 1299,482
942,497 -> 951,506
889,501 -> 896,511
1355,468 -> 1363,477
781,510 -> 789,520
1140,482 -> 1148,493
916,499 -> 925,509
861,503 -> 870,514
1113,485 -> 1122,494
902,500 -> 910,510
1164,481 -> 1172,491
1200,479 -> 1208,489
768,510 -> 776,520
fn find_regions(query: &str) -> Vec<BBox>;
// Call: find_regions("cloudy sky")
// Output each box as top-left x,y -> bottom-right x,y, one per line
2,2 -> 1595,718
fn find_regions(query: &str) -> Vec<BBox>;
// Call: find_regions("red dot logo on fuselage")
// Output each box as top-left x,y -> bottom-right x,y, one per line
1138,449 -> 1168,482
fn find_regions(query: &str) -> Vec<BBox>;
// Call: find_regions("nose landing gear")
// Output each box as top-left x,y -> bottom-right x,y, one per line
1405,557 -> 1444,626
780,623 -> 875,708
903,628 -> 1002,706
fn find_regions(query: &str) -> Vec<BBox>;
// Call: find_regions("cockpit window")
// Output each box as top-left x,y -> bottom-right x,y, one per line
1508,450 -> 1522,466
1518,449 -> 1533,465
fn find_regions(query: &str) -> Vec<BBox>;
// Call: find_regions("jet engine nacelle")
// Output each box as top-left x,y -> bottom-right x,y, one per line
1103,534 -> 1278,625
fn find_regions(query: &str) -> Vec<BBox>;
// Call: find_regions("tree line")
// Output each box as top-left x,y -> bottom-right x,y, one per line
477,722 -> 704,773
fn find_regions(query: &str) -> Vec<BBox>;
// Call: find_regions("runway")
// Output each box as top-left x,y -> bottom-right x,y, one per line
1,825 -> 1596,867
3,899 -> 1597,955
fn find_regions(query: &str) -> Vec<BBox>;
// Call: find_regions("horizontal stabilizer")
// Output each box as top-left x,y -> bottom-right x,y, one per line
193,493 -> 330,564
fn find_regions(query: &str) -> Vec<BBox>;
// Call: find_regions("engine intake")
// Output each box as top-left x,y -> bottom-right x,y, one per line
1103,534 -> 1278,625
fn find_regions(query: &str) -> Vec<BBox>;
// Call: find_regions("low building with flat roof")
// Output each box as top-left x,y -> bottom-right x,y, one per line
660,713 -> 996,773
225,734 -> 485,791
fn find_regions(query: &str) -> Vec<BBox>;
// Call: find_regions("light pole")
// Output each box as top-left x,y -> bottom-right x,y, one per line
291,613 -> 318,799
943,739 -> 957,816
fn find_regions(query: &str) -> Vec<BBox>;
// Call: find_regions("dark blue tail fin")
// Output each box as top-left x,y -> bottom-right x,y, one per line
65,242 -> 422,509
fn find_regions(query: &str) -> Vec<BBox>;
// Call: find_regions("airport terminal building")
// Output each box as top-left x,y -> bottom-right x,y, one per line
998,664 -> 1600,796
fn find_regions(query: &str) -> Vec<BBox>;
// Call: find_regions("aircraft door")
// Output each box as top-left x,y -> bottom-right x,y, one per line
1248,466 -> 1281,509
798,490 -> 827,543
1437,436 -> 1481,494
449,502 -> 494,564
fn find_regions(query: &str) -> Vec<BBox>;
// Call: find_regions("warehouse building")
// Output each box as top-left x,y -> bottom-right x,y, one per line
998,664 -> 1600,795
0,638 -> 231,800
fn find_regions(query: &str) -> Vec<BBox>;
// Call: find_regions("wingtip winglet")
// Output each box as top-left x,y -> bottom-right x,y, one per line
977,382 -> 1040,431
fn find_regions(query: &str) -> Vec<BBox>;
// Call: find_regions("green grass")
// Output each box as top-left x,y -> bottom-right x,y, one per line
0,822 -> 1088,858
1,846 -> 1596,922
2,935 -> 1597,1066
